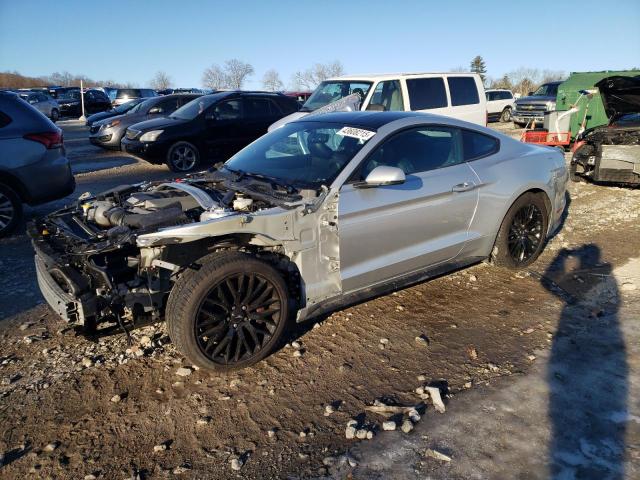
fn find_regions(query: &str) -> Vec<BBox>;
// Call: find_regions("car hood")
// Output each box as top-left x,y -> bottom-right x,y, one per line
595,75 -> 640,119
87,110 -> 117,124
95,112 -> 147,128
515,95 -> 555,104
128,116 -> 186,132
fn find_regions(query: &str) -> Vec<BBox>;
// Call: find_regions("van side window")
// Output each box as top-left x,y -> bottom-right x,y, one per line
448,77 -> 480,106
406,78 -> 447,110
462,129 -> 499,160
369,80 -> 404,111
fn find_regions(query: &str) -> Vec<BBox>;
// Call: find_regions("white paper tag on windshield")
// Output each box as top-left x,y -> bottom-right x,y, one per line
337,126 -> 376,141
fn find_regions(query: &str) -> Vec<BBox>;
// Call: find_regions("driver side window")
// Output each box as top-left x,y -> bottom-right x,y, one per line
355,126 -> 463,180
213,99 -> 242,120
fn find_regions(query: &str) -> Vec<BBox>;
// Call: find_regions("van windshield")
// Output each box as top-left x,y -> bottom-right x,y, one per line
301,81 -> 372,112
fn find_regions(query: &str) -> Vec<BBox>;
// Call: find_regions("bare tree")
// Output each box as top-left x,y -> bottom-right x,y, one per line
150,71 -> 172,90
505,67 -> 566,96
262,69 -> 284,91
201,64 -> 227,90
224,59 -> 254,89
292,60 -> 345,90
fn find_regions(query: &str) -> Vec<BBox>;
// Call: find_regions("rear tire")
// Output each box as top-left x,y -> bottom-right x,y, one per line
491,192 -> 548,269
165,141 -> 200,172
0,183 -> 22,238
166,251 -> 291,371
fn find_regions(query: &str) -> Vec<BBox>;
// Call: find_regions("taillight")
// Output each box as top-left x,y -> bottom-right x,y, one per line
23,129 -> 63,149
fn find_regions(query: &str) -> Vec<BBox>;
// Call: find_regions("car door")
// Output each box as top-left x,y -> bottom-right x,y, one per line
203,98 -> 246,159
338,125 -> 480,292
243,96 -> 281,141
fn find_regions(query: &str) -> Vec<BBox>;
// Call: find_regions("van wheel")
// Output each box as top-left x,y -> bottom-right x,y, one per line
491,192 -> 548,269
500,107 -> 512,122
0,183 -> 22,238
166,251 -> 290,371
166,141 -> 200,172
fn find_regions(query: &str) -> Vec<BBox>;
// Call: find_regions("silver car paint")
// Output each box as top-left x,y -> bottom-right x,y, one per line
137,113 -> 567,321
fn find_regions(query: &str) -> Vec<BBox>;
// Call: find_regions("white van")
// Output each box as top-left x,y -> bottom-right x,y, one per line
270,72 -> 487,130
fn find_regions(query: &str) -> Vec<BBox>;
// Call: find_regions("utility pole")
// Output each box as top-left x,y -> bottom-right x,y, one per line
79,79 -> 86,121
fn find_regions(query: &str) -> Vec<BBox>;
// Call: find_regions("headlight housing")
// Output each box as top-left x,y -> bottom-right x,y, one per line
140,130 -> 164,142
546,101 -> 556,111
106,119 -> 121,128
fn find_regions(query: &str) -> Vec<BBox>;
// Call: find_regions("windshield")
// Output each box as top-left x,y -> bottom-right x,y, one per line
130,98 -> 156,114
58,90 -> 80,100
302,81 -> 372,112
114,99 -> 143,113
223,121 -> 374,188
171,94 -> 221,120
532,83 -> 559,97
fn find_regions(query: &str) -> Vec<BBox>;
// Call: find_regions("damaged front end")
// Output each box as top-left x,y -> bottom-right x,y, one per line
29,171 -> 326,334
571,75 -> 640,186
571,127 -> 640,185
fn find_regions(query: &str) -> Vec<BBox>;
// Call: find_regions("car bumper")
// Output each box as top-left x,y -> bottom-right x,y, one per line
89,127 -> 122,149
512,111 -> 546,124
34,253 -> 95,325
15,152 -> 75,205
121,137 -> 166,162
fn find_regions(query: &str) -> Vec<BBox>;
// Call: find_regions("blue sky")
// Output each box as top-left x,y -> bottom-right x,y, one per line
1,0 -> 638,89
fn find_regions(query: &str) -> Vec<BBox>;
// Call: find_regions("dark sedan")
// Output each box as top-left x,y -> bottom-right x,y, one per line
121,91 -> 299,171
89,94 -> 201,149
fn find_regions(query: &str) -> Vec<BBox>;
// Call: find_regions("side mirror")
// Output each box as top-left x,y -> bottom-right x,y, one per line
148,106 -> 163,114
354,165 -> 406,188
29,99 -> 38,104
528,91 -> 534,96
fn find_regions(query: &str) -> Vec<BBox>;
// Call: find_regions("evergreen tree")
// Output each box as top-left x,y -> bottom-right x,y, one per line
470,55 -> 487,83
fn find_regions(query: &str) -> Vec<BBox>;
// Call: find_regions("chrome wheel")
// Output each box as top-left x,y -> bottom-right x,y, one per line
169,144 -> 197,171
0,191 -> 15,231
195,272 -> 284,365
507,204 -> 544,264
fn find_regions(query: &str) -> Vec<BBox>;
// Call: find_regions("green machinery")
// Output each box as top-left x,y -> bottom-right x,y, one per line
555,70 -> 639,139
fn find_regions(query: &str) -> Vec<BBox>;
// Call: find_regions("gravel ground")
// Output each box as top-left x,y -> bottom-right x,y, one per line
0,121 -> 638,479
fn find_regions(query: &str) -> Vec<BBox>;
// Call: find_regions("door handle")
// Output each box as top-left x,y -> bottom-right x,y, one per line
452,182 -> 475,192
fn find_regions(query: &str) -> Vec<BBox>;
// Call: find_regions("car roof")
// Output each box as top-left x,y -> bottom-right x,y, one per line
327,72 -> 481,82
293,111 -> 427,129
486,88 -> 512,92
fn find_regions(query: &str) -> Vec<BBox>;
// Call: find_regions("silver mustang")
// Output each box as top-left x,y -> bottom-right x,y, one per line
31,111 -> 568,371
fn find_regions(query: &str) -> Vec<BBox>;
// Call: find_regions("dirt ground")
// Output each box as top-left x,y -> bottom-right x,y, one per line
0,121 -> 639,479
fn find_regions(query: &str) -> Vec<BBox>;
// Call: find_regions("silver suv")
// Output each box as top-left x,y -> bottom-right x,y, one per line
18,91 -> 60,122
0,92 -> 74,237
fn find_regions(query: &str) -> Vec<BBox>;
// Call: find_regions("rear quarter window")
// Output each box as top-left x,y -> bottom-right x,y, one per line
448,77 -> 480,106
0,110 -> 12,128
462,129 -> 499,160
406,78 -> 448,110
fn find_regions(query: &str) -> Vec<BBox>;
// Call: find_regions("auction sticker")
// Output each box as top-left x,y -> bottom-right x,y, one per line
337,126 -> 376,141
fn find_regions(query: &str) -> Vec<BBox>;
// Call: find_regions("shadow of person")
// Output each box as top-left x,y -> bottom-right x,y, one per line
543,245 -> 627,479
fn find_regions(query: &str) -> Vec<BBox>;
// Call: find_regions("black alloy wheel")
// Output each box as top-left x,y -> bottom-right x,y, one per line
195,272 -> 285,365
0,183 -> 22,238
507,204 -> 544,264
165,251 -> 291,371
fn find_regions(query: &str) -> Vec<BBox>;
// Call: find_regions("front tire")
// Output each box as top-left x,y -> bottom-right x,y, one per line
166,251 -> 290,371
0,183 -> 22,238
500,107 -> 512,123
50,109 -> 59,122
165,141 -> 200,172
491,192 -> 548,269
